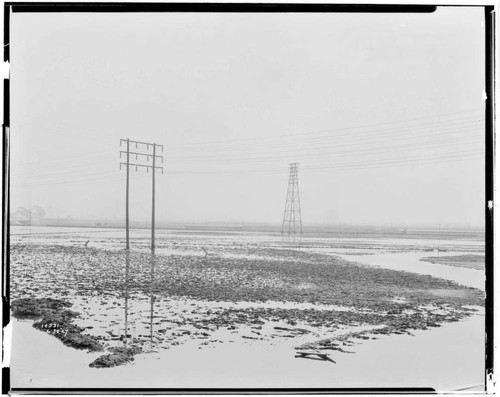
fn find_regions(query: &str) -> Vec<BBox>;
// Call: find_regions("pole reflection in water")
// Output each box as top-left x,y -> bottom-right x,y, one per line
149,252 -> 156,352
123,249 -> 130,347
120,249 -> 158,352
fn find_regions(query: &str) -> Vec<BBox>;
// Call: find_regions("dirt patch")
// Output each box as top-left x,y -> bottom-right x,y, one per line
420,255 -> 485,270
426,289 -> 482,299
89,346 -> 142,368
11,297 -> 103,353
11,297 -> 75,319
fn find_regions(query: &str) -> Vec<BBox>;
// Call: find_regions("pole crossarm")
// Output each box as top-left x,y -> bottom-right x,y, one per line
120,138 -> 163,252
120,151 -> 164,162
120,139 -> 164,151
120,162 -> 164,173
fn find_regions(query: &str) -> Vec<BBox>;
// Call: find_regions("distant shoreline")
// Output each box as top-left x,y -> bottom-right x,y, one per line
9,223 -> 485,241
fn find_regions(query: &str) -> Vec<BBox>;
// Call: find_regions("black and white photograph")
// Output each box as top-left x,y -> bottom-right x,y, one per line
4,2 -> 493,392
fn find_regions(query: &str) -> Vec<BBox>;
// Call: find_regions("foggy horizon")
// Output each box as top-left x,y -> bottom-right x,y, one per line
10,7 -> 486,229
9,213 -> 486,231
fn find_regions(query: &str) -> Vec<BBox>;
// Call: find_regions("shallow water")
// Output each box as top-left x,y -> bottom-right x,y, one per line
9,225 -> 486,390
334,251 -> 485,290
11,225 -> 484,253
10,311 -> 484,390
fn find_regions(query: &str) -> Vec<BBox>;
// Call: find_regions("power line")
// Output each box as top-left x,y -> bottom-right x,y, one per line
167,121 -> 484,156
168,110 -> 484,149
10,149 -> 482,185
13,108 -> 483,153
14,123 -> 482,177
160,151 -> 483,176
9,108 -> 486,185
164,134 -> 483,165
12,123 -> 484,181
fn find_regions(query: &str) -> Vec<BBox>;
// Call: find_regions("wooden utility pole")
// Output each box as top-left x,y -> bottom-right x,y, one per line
120,139 -> 164,252
152,143 -> 156,253
125,139 -> 130,250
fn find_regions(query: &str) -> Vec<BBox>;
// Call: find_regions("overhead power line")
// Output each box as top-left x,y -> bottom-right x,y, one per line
9,108 -> 486,185
166,120 -> 484,154
167,110 -> 484,149
165,133 -> 483,165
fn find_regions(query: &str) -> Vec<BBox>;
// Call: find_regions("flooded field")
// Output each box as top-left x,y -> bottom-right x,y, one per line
9,225 -> 485,390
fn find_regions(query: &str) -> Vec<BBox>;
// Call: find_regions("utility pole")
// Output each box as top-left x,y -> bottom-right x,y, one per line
282,163 -> 302,242
126,139 -> 130,249
152,143 -> 156,253
120,139 -> 164,252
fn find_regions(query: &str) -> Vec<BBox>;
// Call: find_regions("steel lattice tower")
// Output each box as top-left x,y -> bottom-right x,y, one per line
282,163 -> 302,239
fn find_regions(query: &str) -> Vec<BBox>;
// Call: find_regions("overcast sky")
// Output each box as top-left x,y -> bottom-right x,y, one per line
10,7 -> 485,227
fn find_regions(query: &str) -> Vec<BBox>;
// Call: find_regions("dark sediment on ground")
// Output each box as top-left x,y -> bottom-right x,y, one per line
420,254 -> 485,270
89,346 -> 142,368
11,297 -> 103,352
11,297 -> 143,368
10,244 -> 484,308
10,244 -> 485,365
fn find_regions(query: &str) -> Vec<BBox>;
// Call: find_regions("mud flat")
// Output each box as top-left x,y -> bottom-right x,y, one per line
9,228 -> 485,388
10,297 -> 146,368
10,297 -> 103,353
420,254 -> 485,270
334,251 -> 485,290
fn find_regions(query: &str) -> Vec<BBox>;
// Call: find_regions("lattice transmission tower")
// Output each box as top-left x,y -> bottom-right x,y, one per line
281,163 -> 302,240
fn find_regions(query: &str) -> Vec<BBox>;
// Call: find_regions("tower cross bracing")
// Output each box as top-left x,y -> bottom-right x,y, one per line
282,163 -> 302,238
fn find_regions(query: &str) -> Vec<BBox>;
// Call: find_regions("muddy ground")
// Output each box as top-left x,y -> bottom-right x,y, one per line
420,254 -> 485,270
10,242 -> 484,367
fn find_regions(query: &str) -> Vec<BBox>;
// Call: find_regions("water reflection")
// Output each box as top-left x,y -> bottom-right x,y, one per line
148,252 -> 155,352
121,250 -> 157,352
124,250 -> 129,347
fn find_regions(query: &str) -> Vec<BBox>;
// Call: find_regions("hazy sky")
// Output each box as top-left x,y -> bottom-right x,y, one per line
10,7 -> 485,227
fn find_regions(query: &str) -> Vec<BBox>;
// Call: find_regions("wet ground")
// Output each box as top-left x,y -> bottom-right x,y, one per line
420,254 -> 485,270
10,312 -> 484,390
8,226 -> 486,389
